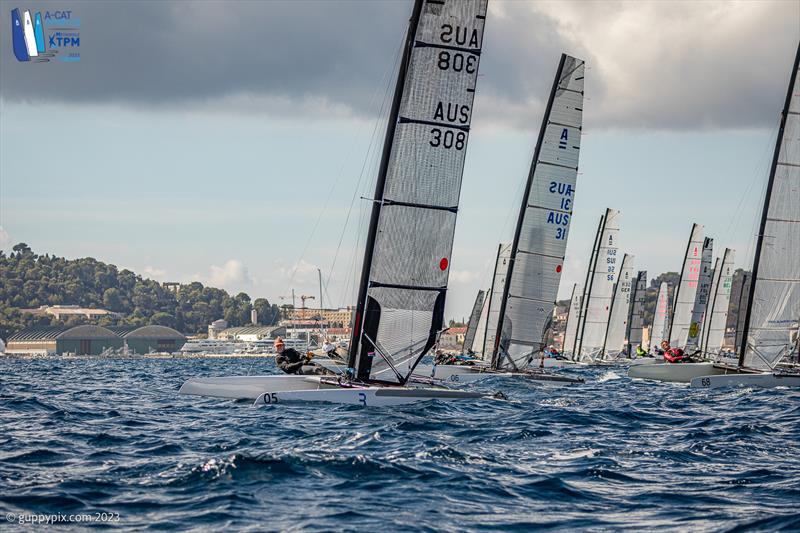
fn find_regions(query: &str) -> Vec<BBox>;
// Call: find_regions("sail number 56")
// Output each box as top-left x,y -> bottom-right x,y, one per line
430,129 -> 466,150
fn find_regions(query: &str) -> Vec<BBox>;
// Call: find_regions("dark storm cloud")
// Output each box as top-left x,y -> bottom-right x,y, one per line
1,1 -> 798,131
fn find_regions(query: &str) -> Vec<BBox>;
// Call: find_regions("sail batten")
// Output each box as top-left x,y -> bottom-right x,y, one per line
491,54 -> 586,370
349,0 -> 489,382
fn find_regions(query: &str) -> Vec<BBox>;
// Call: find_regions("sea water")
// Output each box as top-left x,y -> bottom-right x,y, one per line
1,357 -> 799,531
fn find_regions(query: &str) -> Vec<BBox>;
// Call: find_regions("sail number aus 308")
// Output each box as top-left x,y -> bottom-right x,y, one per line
437,51 -> 477,73
430,129 -> 466,149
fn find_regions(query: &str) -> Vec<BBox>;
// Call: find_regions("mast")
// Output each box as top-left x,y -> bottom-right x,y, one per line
572,214 -> 604,356
575,213 -> 610,358
490,54 -> 566,367
348,0 -> 423,373
738,42 -> 800,368
734,272 -> 750,355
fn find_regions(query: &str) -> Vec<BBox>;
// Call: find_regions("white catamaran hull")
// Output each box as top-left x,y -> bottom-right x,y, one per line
254,386 -> 485,407
179,375 -> 325,400
627,362 -> 730,383
412,364 -> 582,385
628,357 -> 663,366
690,372 -> 800,389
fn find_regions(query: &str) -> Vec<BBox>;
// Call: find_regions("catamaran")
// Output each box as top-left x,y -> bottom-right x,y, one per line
181,0 -> 498,405
691,42 -> 800,389
414,53 -> 588,385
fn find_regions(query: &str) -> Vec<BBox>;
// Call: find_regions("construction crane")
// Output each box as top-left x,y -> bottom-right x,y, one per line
299,295 -> 315,320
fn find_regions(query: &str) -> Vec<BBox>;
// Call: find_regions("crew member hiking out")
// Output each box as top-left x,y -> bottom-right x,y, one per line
660,340 -> 689,363
274,337 -> 329,375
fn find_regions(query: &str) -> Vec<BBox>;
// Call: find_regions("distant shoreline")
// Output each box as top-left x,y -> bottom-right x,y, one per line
0,353 -> 278,359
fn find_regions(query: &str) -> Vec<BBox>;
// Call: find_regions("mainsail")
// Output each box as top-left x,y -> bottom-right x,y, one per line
739,42 -> 800,370
483,243 -> 511,359
626,270 -> 648,353
668,223 -> 704,349
471,287 -> 489,357
701,249 -> 735,357
349,0 -> 489,382
650,282 -> 670,350
574,208 -> 621,360
562,283 -> 581,354
491,54 -> 586,371
685,237 -> 714,351
602,253 -> 634,357
462,289 -> 485,353
571,214 -> 605,357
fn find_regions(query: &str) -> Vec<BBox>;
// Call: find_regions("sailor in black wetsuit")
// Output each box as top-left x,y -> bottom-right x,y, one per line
274,337 -> 308,374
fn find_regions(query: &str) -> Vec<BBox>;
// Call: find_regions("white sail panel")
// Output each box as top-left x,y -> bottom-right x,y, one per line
495,55 -> 585,370
483,243 -> 511,358
685,237 -> 714,351
669,223 -> 704,349
562,284 -> 581,355
603,253 -> 634,357
577,208 -> 620,360
650,282 -> 670,350
627,270 -> 648,352
471,287 -> 489,357
702,249 -> 735,357
462,290 -> 485,354
742,49 -> 800,370
355,0 -> 489,381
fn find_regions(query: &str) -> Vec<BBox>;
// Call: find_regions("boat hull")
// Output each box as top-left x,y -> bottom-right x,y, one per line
628,357 -> 662,366
253,386 -> 485,406
690,372 -> 800,389
627,362 -> 729,383
411,364 -> 582,385
179,375 -> 325,400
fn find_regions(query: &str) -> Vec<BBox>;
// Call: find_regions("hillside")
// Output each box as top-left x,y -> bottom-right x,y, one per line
0,243 -> 280,338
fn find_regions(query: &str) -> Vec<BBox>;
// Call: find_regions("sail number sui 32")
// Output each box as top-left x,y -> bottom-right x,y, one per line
429,24 -> 480,151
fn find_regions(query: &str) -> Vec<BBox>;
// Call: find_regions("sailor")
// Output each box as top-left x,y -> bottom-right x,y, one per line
274,337 -> 311,374
635,345 -> 648,358
660,340 -> 688,363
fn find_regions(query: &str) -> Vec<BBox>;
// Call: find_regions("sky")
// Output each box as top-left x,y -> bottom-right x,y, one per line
1,0 -> 798,321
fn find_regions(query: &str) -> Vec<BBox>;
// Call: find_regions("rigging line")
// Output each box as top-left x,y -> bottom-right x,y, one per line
326,32 -> 404,307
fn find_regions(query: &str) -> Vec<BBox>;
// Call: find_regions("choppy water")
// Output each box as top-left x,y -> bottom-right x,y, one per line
1,357 -> 799,531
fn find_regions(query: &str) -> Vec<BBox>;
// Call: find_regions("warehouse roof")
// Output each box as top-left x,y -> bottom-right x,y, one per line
108,325 -> 185,339
7,325 -> 118,341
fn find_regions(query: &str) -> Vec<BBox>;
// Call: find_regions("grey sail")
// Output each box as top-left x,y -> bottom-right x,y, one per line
470,287 -> 489,357
602,253 -> 634,357
483,243 -> 511,359
562,283 -> 581,355
685,237 -> 714,351
668,223 -> 704,349
349,0 -> 489,383
462,289 -> 485,353
572,214 -> 605,358
739,43 -> 800,370
492,54 -> 585,371
626,270 -> 648,353
734,273 -> 751,353
575,208 -> 621,360
701,248 -> 735,357
650,281 -> 670,350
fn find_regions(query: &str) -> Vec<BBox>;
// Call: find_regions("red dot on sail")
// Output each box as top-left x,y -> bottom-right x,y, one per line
555,264 -> 562,273
439,257 -> 449,271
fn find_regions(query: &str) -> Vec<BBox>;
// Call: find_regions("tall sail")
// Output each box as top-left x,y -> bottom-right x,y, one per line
483,243 -> 511,358
471,287 -> 489,357
562,284 -> 581,354
602,253 -> 634,357
575,208 -> 620,360
734,273 -> 751,353
650,282 -> 670,350
626,270 -> 648,353
462,290 -> 485,353
571,214 -> 605,357
668,223 -> 704,349
349,0 -> 489,382
685,237 -> 714,351
739,43 -> 800,370
701,249 -> 735,357
490,54 -> 585,371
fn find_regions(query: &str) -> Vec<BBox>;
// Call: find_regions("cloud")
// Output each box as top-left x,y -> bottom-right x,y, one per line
141,265 -> 167,280
194,259 -> 252,290
0,227 -> 10,250
449,269 -> 480,285
1,1 -> 796,131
